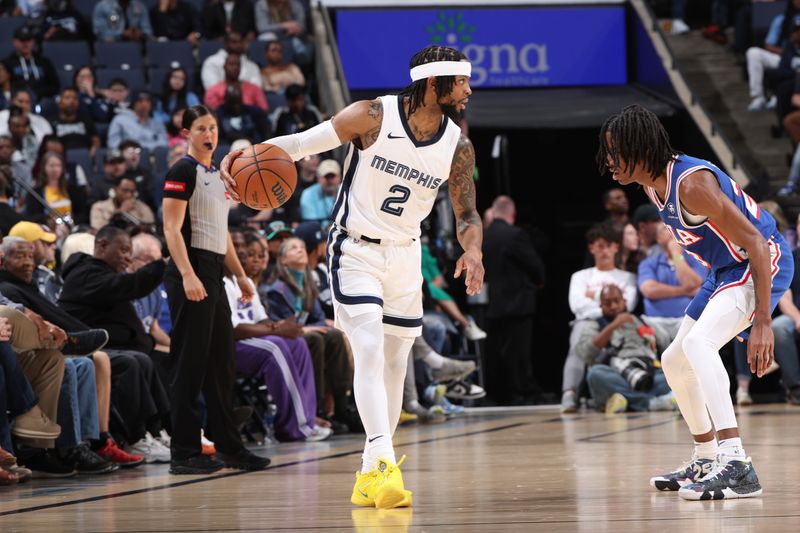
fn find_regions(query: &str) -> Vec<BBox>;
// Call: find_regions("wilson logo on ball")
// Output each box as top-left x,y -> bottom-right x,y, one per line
230,143 -> 298,210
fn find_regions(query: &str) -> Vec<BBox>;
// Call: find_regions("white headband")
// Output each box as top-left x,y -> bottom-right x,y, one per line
409,61 -> 471,82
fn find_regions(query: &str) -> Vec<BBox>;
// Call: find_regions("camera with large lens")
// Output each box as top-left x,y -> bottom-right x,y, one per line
610,356 -> 654,391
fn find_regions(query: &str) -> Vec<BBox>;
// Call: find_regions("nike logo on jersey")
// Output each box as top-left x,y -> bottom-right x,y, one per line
387,132 -> 404,139
370,155 -> 442,190
204,181 -> 210,186
368,435 -> 382,443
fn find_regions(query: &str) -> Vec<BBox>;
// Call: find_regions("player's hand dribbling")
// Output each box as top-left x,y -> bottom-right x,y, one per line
183,272 -> 208,302
748,321 -> 775,378
454,250 -> 484,296
219,149 -> 244,202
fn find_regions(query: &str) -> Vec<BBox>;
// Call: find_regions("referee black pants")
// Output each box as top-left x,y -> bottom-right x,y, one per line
165,249 -> 243,460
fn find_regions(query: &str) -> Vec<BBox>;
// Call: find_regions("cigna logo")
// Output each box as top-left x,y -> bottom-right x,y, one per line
426,11 -> 549,86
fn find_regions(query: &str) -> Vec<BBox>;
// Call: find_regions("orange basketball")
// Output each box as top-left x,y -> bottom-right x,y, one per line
230,143 -> 297,210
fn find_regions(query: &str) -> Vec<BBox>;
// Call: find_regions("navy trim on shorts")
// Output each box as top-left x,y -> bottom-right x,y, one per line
329,230 -> 384,307
382,315 -> 423,328
332,147 -> 359,227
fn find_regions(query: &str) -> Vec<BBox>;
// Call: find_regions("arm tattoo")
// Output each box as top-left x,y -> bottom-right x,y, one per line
360,99 -> 383,150
449,136 -> 481,236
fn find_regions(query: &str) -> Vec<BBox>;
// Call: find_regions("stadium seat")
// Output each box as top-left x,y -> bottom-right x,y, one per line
198,40 -> 222,64
96,67 -> 146,94
0,42 -> 12,61
148,65 -> 197,95
0,17 -> 26,41
145,40 -> 195,69
72,0 -> 95,19
66,148 -> 92,182
153,145 -> 169,176
95,42 -> 144,70
42,41 -> 91,85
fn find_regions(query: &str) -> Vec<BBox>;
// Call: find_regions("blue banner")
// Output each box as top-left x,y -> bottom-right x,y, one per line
336,7 -> 627,89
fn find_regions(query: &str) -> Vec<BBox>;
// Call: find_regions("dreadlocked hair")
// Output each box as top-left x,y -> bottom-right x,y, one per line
596,104 -> 678,182
398,45 -> 467,116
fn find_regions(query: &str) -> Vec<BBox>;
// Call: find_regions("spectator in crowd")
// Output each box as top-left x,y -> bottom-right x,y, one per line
638,224 -> 706,342
618,223 -> 645,274
293,221 -> 331,317
154,68 -> 199,125
577,285 -> 676,414
561,223 -> 637,413
201,31 -> 261,91
50,87 -> 100,155
263,219 -> 293,272
119,139 -> 156,209
93,0 -> 153,42
8,221 -> 62,302
261,40 -> 305,95
201,0 -> 254,41
767,16 -> 800,129
90,176 -> 155,229
271,83 -> 322,136
165,108 -> 187,147
150,0 -> 201,44
73,67 -> 109,124
107,91 -> 168,151
254,0 -> 312,65
631,203 -> 662,258
130,233 -> 170,352
215,84 -> 270,144
15,0 -> 47,18
41,0 -> 93,42
2,26 -> 59,100
25,151 -> 88,225
0,0 -> 20,16
8,107 -> 39,175
299,158 -> 339,225
764,245 -> 800,405
204,54 -> 268,112
744,2 -> 798,112
602,187 -> 629,232
97,78 -> 131,124
0,133 -> 32,198
262,235 -> 355,430
225,261 -> 332,442
59,225 -> 171,462
89,149 -> 126,204
0,88 -> 54,142
0,339 -> 38,484
483,195 -> 545,405
0,167 -> 22,236
0,63 -> 12,111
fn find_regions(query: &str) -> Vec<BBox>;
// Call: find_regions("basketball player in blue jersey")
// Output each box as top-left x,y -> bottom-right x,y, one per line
219,45 -> 483,509
598,105 -> 794,500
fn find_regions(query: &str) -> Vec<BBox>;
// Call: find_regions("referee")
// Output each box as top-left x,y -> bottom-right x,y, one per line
162,105 -> 269,474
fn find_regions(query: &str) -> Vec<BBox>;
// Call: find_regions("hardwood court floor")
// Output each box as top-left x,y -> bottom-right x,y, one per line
1,404 -> 799,532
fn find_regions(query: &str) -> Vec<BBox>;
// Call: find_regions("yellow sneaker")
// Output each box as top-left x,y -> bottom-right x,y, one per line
374,456 -> 412,509
351,468 -> 379,507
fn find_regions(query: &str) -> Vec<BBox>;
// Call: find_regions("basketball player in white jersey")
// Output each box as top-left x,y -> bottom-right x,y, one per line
220,45 -> 483,509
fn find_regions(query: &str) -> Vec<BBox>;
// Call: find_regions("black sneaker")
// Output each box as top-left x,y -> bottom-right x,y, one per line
650,456 -> 715,491
62,329 -> 109,356
217,449 -> 270,471
66,443 -> 118,475
678,456 -> 762,500
20,449 -> 77,478
170,454 -> 225,475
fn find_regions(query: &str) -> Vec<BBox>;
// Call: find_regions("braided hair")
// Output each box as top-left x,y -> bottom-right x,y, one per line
398,45 -> 467,117
596,104 -> 678,181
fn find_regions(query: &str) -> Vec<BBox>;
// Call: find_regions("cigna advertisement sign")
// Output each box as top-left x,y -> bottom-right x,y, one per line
336,7 -> 627,89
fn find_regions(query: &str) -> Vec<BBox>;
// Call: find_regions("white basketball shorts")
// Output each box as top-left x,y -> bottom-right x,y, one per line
327,226 -> 423,338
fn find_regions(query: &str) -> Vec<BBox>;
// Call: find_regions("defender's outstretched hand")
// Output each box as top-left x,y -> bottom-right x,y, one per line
454,250 -> 484,296
219,149 -> 244,201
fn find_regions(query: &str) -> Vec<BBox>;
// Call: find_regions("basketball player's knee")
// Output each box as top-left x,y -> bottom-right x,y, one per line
660,342 -> 686,379
681,332 -> 715,361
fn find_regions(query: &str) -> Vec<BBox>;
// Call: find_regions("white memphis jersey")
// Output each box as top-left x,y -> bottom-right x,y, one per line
331,94 -> 462,241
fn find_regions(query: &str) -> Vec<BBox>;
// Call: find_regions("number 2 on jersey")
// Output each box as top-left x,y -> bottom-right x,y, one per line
380,185 -> 411,216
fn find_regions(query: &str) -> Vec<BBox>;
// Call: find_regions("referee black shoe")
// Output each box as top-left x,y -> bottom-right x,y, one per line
170,454 -> 225,475
62,329 -> 109,356
217,449 -> 270,471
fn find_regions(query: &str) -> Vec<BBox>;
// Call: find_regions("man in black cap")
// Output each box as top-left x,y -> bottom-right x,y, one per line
89,149 -> 128,205
632,203 -> 662,258
107,90 -> 167,151
2,26 -> 59,100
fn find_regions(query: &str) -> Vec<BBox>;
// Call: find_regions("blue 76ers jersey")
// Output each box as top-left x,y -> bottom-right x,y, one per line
644,154 -> 777,271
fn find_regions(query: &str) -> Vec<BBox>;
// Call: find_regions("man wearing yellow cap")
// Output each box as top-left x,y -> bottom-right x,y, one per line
9,222 -> 59,302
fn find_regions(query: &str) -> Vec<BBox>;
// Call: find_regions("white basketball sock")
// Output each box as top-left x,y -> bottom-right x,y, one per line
694,439 -> 718,460
718,437 -> 746,459
363,434 -> 395,473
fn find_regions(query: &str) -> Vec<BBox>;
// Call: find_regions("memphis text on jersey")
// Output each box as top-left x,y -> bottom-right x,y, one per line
370,155 -> 442,190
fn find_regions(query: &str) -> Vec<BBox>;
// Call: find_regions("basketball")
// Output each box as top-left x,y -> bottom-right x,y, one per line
230,143 -> 297,210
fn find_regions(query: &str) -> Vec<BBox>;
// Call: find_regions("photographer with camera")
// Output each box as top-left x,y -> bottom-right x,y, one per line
576,284 -> 676,414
